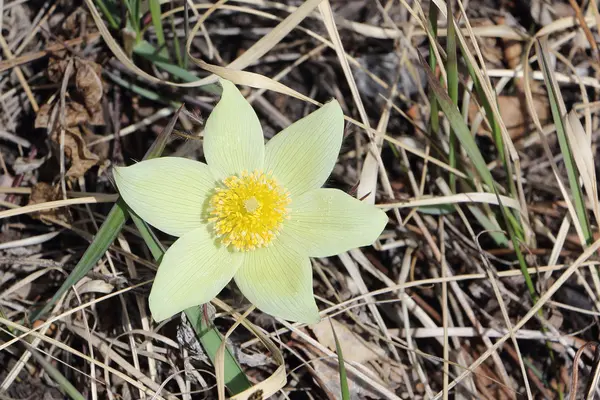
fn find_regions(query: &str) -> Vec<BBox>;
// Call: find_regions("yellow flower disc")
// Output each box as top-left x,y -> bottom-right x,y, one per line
209,170 -> 291,251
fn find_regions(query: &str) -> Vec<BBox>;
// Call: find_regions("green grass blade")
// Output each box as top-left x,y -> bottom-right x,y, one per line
94,0 -> 119,29
170,15 -> 184,68
104,69 -> 182,107
26,344 -> 86,400
184,307 -> 252,395
128,209 -> 252,395
535,39 -> 592,244
130,212 -> 165,260
134,40 -> 196,81
30,201 -> 129,321
132,0 -> 140,28
149,0 -> 169,60
123,0 -> 141,40
454,31 -> 523,222
132,40 -> 220,94
330,320 -> 350,400
495,196 -> 538,301
427,3 -> 440,135
423,56 -> 532,290
467,205 -> 508,246
31,107 -> 181,322
421,55 -> 494,190
459,52 -> 506,167
446,1 -> 458,192
422,53 -> 527,245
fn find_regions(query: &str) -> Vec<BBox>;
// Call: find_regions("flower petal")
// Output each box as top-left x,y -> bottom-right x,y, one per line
204,79 -> 265,180
149,226 -> 242,322
284,188 -> 388,257
264,100 -> 344,196
234,241 -> 320,323
114,157 -> 215,237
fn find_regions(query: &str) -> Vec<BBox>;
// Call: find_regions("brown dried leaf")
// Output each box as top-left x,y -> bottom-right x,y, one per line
27,182 -> 70,224
311,358 -> 383,400
62,7 -> 95,36
86,104 -> 105,126
75,60 -> 104,125
47,55 -> 69,83
64,102 -> 91,127
43,56 -> 104,127
469,95 -> 549,141
51,128 -> 99,178
36,102 -> 98,129
83,131 -> 110,161
310,319 -> 385,363
75,59 -> 103,110
35,103 -> 55,129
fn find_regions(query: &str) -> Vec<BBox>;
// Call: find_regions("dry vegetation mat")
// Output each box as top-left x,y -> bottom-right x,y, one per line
2,0 -> 600,399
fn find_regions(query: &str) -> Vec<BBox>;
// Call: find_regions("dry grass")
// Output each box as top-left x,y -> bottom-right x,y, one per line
1,0 -> 600,399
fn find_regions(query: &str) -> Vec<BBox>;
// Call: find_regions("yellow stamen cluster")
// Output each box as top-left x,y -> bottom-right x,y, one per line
209,170 -> 291,251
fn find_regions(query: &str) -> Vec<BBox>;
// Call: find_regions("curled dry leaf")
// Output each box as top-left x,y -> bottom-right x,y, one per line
84,130 -> 110,161
50,128 -> 100,178
35,103 -> 58,130
27,182 -> 70,224
42,58 -> 104,126
75,59 -> 103,109
36,102 -> 96,129
47,54 -> 69,83
62,102 -> 90,127
61,7 -> 96,36
75,59 -> 104,125
36,55 -> 105,183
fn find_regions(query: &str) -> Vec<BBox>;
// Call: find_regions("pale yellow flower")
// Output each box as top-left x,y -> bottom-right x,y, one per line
114,79 -> 387,323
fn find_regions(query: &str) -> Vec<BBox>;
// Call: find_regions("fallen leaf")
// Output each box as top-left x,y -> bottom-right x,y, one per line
64,102 -> 95,127
35,103 -> 58,129
310,319 -> 385,364
27,182 -> 70,224
37,101 -> 103,129
47,55 -> 69,83
51,128 -> 99,178
43,57 -> 105,127
75,60 -> 104,126
311,358 -> 383,400
61,7 -> 96,36
469,95 -> 549,141
84,130 -> 110,161
75,59 -> 103,110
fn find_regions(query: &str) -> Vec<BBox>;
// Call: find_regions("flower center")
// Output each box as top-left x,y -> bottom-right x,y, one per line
208,170 -> 291,251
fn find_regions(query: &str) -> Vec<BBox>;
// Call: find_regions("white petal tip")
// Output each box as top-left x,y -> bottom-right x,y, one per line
283,304 -> 321,324
218,78 -> 237,92
149,303 -> 171,323
303,313 -> 322,325
112,166 -> 123,178
375,208 -> 389,232
322,99 -> 343,119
